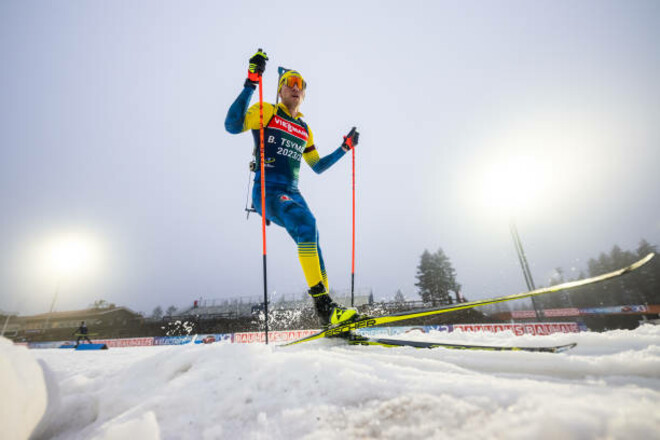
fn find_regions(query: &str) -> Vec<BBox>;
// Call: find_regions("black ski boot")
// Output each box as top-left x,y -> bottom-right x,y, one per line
308,282 -> 358,327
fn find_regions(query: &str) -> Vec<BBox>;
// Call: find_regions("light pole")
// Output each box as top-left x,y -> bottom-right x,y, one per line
1,313 -> 12,337
509,219 -> 542,321
43,281 -> 61,334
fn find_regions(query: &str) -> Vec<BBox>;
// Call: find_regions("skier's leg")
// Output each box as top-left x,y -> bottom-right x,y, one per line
279,194 -> 357,325
278,196 -> 324,289
316,235 -> 328,290
258,189 -> 357,326
252,187 -> 324,289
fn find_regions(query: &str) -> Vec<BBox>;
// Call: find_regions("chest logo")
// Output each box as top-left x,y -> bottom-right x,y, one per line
269,115 -> 309,142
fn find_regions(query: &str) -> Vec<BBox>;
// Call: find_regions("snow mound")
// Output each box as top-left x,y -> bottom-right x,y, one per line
91,410 -> 160,440
0,337 -> 47,440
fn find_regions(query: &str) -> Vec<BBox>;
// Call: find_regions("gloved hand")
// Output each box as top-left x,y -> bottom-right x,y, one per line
341,127 -> 359,152
246,48 -> 268,86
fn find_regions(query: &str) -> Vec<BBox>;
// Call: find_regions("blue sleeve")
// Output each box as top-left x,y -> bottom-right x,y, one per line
310,146 -> 347,174
225,86 -> 255,134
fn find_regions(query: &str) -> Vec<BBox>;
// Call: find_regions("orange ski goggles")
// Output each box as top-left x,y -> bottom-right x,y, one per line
279,71 -> 307,91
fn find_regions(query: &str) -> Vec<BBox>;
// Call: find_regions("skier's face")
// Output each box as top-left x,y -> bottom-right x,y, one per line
279,82 -> 305,110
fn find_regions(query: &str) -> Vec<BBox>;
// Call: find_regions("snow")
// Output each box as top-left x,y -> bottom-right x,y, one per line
0,338 -> 47,440
2,326 -> 660,440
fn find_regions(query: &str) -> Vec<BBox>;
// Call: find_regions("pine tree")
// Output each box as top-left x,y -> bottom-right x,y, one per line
541,267 -> 572,309
415,248 -> 461,306
635,239 -> 659,305
151,306 -> 163,320
636,239 -> 657,257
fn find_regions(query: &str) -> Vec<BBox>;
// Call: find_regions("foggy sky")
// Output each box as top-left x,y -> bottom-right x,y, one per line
1,1 -> 659,316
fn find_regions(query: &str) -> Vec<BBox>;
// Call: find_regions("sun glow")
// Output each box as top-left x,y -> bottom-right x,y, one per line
478,155 -> 553,214
41,231 -> 102,281
462,112 -> 600,224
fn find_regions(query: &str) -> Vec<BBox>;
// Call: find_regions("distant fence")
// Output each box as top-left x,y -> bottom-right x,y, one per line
177,289 -> 374,318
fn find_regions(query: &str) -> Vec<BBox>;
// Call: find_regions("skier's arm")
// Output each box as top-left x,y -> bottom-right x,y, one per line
224,86 -> 255,134
304,144 -> 346,174
225,49 -> 269,134
303,127 -> 359,174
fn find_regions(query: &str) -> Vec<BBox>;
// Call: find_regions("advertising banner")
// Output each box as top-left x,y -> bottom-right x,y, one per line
423,325 -> 454,333
356,327 -> 396,337
580,305 -> 648,315
153,336 -> 195,345
512,305 -> 652,318
453,322 -> 581,335
94,337 -> 155,348
511,310 -> 537,319
194,334 -> 233,344
234,329 -> 319,344
27,341 -> 63,349
544,308 -> 581,317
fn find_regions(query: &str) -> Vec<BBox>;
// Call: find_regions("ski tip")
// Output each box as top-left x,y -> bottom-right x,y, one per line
620,252 -> 655,275
553,342 -> 577,353
637,252 -> 655,267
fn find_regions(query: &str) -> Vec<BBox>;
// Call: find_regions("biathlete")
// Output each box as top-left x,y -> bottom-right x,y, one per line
225,49 -> 360,327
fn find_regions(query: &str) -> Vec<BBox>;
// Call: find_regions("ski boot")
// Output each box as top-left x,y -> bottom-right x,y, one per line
308,282 -> 359,327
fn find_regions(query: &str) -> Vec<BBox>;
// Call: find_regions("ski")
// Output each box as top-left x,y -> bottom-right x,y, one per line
283,252 -> 655,347
347,335 -> 577,353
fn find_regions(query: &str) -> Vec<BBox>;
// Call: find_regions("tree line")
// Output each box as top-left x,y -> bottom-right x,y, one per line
536,239 -> 659,309
414,239 -> 659,310
150,305 -> 179,320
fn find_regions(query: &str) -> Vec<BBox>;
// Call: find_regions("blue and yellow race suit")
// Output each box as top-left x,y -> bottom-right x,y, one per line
225,85 -> 347,290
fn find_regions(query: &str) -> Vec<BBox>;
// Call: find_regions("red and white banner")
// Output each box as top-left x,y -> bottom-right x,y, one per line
234,329 -> 319,344
454,322 -> 581,336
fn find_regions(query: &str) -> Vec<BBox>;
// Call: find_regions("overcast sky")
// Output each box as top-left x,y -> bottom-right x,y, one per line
1,1 -> 659,316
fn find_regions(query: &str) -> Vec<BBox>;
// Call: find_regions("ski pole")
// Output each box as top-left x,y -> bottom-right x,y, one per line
350,128 -> 357,307
258,73 -> 269,344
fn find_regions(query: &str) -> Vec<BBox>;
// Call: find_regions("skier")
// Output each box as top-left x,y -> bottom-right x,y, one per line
225,49 -> 360,327
74,321 -> 92,347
